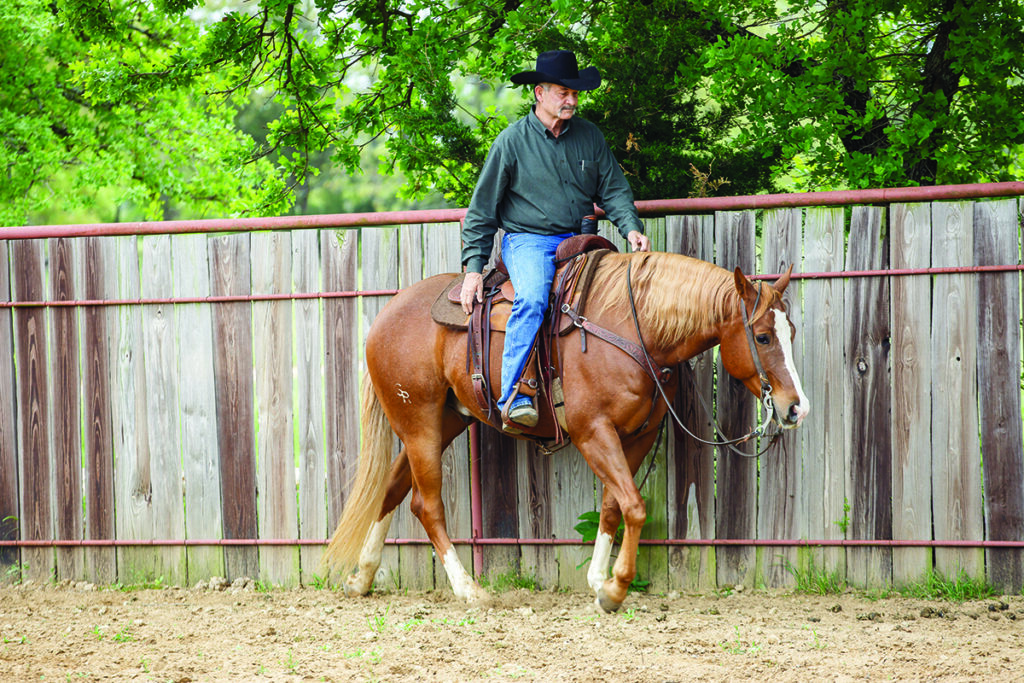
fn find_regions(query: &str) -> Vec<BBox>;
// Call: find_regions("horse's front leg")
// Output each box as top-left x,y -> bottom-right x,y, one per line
587,488 -> 621,597
577,426 -> 653,613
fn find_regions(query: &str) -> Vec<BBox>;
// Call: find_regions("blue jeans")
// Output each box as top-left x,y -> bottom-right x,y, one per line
499,231 -> 573,407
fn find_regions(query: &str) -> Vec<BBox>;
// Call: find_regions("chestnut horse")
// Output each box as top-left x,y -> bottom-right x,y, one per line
322,250 -> 809,612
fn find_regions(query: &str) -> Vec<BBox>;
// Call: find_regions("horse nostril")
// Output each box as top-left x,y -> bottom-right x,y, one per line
786,403 -> 801,424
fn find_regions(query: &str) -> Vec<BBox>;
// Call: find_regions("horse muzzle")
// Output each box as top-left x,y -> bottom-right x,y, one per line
774,399 -> 808,429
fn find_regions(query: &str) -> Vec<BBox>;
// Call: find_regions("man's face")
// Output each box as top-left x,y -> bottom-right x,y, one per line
536,83 -> 579,122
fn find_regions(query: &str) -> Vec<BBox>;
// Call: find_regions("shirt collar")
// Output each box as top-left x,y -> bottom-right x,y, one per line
528,105 -> 572,139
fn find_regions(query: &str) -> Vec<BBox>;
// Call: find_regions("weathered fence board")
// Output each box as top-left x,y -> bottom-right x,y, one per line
82,237 -> 116,584
111,235 -> 153,584
2,200 -> 1023,594
890,203 -> 934,586
515,441 -> 553,586
714,211 -> 757,588
974,199 -> 1024,589
210,233 -> 258,581
13,239 -> 52,583
0,242 -> 21,572
51,238 -> 83,581
930,202 -> 985,579
253,231 -> 299,586
845,206 -> 892,587
479,428 -> 520,580
800,207 -> 846,577
140,234 -> 187,586
172,234 -> 224,584
293,229 -> 328,583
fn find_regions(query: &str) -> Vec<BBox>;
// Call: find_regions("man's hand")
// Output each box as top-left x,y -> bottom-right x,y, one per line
627,230 -> 650,253
460,271 -> 484,314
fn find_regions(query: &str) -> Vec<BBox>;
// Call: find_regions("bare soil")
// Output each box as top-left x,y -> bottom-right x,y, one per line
1,580 -> 1022,682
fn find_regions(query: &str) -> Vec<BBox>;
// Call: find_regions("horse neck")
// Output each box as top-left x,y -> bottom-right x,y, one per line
602,252 -> 739,365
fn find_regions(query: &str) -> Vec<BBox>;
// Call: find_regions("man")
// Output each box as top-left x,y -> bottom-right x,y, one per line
460,49 -> 650,429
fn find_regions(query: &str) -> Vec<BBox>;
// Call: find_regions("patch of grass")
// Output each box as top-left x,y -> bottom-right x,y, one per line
481,567 -> 541,592
367,604 -> 391,633
4,560 -> 25,584
834,499 -> 851,535
898,570 -> 998,603
111,625 -> 135,643
720,625 -> 762,656
783,556 -> 847,595
114,576 -> 166,592
399,617 -> 425,632
307,573 -> 330,590
803,625 -> 826,650
253,580 -> 277,593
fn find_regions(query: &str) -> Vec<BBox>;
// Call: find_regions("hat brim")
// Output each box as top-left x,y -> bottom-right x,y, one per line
510,66 -> 601,91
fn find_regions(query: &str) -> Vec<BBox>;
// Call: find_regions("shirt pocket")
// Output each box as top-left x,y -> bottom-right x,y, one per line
579,159 -> 600,197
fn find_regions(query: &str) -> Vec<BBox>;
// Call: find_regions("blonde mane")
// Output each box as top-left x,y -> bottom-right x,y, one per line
588,251 -> 772,349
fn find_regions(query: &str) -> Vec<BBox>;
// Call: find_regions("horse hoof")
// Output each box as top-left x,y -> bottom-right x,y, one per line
343,573 -> 372,597
594,590 -> 622,614
467,588 -> 494,608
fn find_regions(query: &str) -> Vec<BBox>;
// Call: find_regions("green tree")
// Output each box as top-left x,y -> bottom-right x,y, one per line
704,0 -> 1024,189
0,0 -> 289,226
5,0 -> 1023,225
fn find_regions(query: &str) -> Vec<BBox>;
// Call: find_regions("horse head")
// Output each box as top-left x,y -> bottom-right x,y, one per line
721,266 -> 809,429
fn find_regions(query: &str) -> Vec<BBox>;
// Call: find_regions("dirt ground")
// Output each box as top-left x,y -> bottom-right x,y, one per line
1,579 -> 1022,682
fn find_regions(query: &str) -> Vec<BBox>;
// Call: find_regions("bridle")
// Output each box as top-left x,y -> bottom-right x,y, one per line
626,262 -> 781,459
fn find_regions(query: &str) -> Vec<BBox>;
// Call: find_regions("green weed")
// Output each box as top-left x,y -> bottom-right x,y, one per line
481,567 -> 540,592
834,499 -> 851,535
783,556 -> 847,595
899,570 -> 997,603
367,604 -> 391,633
111,625 -> 135,643
720,625 -> 762,655
803,625 -> 826,650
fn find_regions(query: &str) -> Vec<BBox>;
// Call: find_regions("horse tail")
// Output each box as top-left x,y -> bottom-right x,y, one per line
321,372 -> 393,574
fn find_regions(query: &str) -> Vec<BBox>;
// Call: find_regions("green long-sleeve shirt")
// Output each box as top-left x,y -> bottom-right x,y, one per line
461,108 -> 644,274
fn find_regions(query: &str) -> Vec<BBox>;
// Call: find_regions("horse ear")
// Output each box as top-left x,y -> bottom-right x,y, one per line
733,266 -> 756,300
773,264 -> 794,294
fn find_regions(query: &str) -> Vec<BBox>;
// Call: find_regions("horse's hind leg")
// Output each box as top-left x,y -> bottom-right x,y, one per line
403,421 -> 489,604
343,449 -> 412,596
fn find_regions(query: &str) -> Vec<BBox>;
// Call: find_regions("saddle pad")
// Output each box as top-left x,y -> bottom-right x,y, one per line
430,274 -> 512,331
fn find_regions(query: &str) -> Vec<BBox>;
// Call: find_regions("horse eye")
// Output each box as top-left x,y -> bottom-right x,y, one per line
755,333 -> 771,345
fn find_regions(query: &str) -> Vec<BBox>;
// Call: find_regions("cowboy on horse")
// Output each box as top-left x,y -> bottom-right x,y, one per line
460,49 -> 651,431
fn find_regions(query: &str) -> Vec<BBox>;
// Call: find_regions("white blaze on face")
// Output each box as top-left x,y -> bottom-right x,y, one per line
587,532 -> 615,593
772,309 -> 810,424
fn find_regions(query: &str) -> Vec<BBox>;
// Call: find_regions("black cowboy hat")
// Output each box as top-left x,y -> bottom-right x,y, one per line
510,50 -> 601,91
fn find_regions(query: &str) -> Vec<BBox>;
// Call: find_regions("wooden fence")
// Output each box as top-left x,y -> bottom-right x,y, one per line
1,196 -> 1022,593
